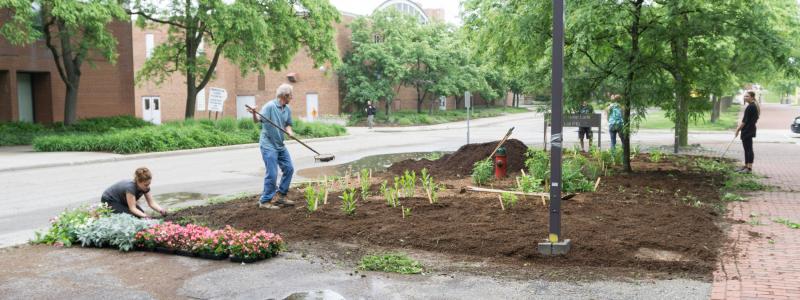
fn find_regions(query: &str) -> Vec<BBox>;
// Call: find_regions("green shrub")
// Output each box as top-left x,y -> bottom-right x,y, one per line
501,192 -> 519,209
215,117 -> 237,132
397,118 -> 413,126
359,253 -> 424,274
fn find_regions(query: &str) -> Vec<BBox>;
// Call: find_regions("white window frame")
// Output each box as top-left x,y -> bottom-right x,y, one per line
145,33 -> 154,59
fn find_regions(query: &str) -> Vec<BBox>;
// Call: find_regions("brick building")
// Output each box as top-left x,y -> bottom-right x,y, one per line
2,1 -> 508,125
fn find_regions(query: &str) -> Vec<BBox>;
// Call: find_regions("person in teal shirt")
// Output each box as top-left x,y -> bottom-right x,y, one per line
606,96 -> 624,154
246,83 -> 296,209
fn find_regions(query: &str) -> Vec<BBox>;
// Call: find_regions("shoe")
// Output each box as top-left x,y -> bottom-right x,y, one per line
258,202 -> 281,209
274,198 -> 296,207
735,167 -> 751,174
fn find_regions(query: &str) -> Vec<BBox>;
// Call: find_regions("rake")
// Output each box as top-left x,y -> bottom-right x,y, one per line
245,104 -> 335,162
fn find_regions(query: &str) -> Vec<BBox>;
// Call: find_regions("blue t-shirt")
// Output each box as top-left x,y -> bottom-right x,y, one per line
259,99 -> 293,150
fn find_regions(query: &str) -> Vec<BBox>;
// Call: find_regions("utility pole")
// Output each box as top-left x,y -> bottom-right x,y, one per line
538,0 -> 571,256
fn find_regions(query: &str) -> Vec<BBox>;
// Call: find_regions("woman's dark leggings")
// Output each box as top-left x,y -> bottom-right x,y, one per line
742,137 -> 754,164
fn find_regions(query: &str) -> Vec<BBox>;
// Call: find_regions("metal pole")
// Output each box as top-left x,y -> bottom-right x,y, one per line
548,0 -> 565,244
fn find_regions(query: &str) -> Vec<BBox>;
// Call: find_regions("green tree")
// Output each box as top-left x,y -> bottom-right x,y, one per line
0,0 -> 127,125
652,0 -> 800,150
128,0 -> 340,119
337,9 -> 414,115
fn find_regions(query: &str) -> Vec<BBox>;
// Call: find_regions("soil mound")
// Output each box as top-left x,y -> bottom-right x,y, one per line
387,139 -> 528,178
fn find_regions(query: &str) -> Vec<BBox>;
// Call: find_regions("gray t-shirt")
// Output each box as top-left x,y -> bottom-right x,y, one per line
101,180 -> 148,206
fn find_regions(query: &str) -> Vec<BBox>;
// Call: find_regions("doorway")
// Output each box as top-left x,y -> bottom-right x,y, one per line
306,93 -> 319,121
236,95 -> 255,119
17,73 -> 34,123
142,96 -> 161,125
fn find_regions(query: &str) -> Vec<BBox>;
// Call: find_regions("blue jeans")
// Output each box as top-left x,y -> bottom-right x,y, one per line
260,147 -> 294,203
609,129 -> 619,153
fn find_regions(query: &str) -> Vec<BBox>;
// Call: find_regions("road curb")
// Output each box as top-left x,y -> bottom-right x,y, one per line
0,135 -> 349,173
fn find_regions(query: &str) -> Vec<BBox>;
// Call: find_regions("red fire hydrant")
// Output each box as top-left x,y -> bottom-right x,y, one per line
494,146 -> 507,179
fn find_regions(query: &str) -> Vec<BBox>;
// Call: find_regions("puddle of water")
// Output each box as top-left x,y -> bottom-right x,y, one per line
152,192 -> 220,209
634,247 -> 687,262
297,151 -> 447,179
283,290 -> 345,300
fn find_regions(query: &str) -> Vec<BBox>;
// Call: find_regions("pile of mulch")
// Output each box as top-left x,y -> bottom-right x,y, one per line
387,139 -> 528,178
170,155 -> 727,277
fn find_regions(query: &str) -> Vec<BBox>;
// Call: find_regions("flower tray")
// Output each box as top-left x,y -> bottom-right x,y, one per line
229,255 -> 264,264
154,247 -> 176,255
196,253 -> 229,260
175,250 -> 195,257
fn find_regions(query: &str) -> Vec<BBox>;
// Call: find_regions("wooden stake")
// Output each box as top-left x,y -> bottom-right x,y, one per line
594,177 -> 602,191
498,195 -> 505,210
541,195 -> 546,206
369,169 -> 373,181
425,187 -> 433,204
466,186 -> 550,198
515,176 -> 522,189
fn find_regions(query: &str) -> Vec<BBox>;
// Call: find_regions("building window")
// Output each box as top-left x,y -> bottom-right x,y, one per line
145,34 -> 154,59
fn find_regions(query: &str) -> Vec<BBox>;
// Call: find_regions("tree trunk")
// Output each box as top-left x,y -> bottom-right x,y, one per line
710,94 -> 720,123
416,86 -> 423,113
621,0 -> 644,173
63,81 -> 80,124
384,99 -> 390,116
670,31 -> 690,152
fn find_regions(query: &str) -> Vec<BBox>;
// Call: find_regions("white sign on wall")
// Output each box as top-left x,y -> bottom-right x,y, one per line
208,87 -> 227,112
465,91 -> 472,108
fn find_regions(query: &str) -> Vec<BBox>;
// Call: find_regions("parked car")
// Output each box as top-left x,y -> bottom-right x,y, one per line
792,116 -> 800,134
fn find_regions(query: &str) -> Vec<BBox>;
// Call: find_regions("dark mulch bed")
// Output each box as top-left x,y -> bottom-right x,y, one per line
170,141 -> 727,278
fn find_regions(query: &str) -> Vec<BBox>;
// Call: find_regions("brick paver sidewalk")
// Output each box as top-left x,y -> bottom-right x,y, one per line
710,142 -> 800,299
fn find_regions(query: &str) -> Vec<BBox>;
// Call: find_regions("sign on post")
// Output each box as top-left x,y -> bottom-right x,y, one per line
208,87 -> 227,113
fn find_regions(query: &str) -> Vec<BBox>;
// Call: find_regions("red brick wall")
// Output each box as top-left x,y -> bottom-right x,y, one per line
0,18 -> 135,123
132,15 -> 355,122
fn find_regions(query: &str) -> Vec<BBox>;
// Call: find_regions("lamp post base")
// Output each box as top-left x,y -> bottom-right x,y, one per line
537,239 -> 572,256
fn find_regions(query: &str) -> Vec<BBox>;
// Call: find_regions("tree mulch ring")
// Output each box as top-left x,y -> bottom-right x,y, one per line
170,146 -> 728,280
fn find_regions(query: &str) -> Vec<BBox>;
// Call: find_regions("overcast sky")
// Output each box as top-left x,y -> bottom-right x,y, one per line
328,0 -> 462,24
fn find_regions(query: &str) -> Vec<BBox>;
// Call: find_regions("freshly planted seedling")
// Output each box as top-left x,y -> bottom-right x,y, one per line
721,192 -> 746,202
516,174 -> 544,193
649,150 -> 664,163
381,180 -> 400,207
420,168 -> 439,204
400,170 -> 416,198
340,188 -> 357,216
360,169 -> 371,201
472,158 -> 493,185
304,184 -> 319,213
501,192 -> 518,209
402,206 -> 412,219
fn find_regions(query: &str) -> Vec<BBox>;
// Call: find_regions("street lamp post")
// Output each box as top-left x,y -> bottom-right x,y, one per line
538,0 -> 572,256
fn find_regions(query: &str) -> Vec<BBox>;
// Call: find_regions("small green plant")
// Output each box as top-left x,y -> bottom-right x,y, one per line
772,218 -> 800,229
420,168 -> 440,204
402,206 -> 412,219
517,174 -> 544,193
693,158 -> 732,174
724,173 -> 766,191
305,184 -> 320,212
649,150 -> 664,163
76,214 -> 160,251
501,192 -> 519,209
359,169 -> 371,201
340,188 -> 357,216
721,192 -> 746,202
472,158 -> 494,185
32,203 -> 113,247
400,170 -> 417,197
358,253 -> 424,274
748,213 -> 762,226
381,180 -> 400,207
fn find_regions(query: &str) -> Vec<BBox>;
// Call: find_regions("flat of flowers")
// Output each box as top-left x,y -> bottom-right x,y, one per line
386,139 -> 528,178
170,158 -> 726,277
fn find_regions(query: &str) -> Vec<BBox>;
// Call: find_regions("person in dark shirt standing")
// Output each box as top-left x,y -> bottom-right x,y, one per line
101,167 -> 167,218
735,91 -> 760,173
365,101 -> 377,129
577,100 -> 594,152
